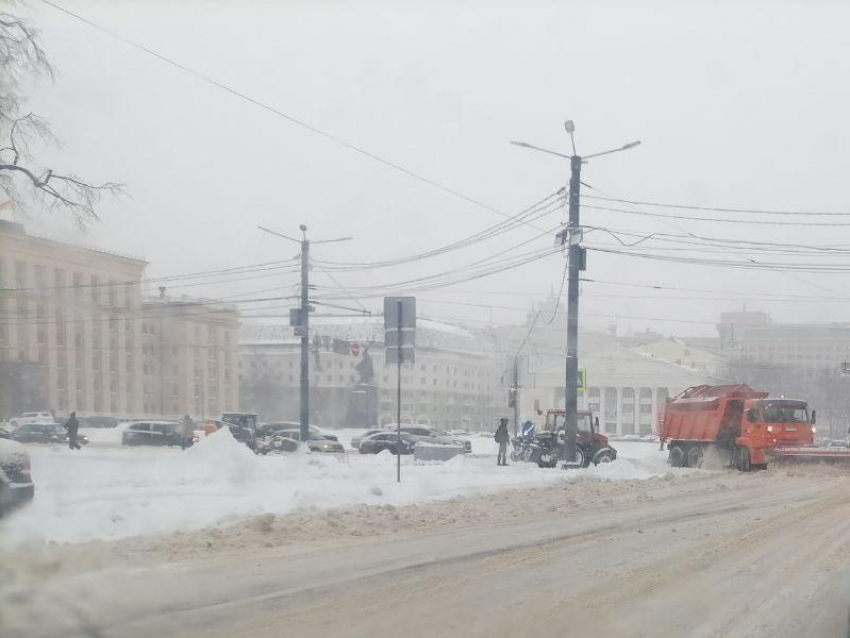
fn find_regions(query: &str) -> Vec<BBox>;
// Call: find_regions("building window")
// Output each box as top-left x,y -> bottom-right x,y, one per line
14,260 -> 27,289
91,276 -> 101,304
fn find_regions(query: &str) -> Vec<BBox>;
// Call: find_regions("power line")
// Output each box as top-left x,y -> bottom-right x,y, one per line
39,0 -> 549,231
582,193 -> 850,217
583,204 -> 850,227
315,190 -> 565,272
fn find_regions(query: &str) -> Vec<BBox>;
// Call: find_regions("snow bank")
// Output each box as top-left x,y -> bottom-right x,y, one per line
0,429 -> 686,545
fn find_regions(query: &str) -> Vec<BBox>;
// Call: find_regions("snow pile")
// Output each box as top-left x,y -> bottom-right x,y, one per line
0,430 -> 687,545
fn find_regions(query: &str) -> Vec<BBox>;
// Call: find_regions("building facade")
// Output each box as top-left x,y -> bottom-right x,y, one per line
0,220 -> 239,419
524,344 -> 725,436
239,317 -> 504,430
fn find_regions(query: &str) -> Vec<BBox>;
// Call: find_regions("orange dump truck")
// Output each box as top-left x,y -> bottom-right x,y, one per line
659,384 -> 817,471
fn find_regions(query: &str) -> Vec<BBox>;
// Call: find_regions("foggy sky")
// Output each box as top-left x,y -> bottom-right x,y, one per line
17,0 -> 850,338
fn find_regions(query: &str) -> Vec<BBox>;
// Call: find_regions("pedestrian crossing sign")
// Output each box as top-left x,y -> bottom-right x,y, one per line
578,368 -> 587,392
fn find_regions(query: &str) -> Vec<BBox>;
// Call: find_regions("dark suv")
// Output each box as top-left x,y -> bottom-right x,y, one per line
122,421 -> 183,447
12,423 -> 89,446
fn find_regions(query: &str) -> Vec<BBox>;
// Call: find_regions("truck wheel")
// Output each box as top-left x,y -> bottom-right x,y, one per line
735,447 -> 752,472
669,445 -> 686,468
686,446 -> 703,468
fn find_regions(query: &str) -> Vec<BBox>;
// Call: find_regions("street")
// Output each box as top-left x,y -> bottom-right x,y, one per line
3,464 -> 849,637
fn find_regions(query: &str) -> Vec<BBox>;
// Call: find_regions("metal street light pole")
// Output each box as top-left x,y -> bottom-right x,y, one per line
511,125 -> 640,467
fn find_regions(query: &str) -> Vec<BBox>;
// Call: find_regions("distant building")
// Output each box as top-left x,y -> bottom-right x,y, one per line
142,295 -> 240,419
729,322 -> 850,373
0,220 -> 239,419
718,310 -> 771,351
239,316 -> 503,430
525,343 -> 725,436
628,337 -> 726,376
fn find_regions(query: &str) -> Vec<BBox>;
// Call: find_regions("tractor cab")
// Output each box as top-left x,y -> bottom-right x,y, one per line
543,409 -> 609,447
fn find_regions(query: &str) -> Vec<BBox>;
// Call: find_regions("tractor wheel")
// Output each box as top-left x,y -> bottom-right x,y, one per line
669,445 -> 686,468
510,449 -> 521,462
563,447 -> 586,469
594,450 -> 615,465
686,446 -> 703,469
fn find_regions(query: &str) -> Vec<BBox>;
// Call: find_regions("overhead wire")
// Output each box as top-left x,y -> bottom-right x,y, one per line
39,0 -> 551,232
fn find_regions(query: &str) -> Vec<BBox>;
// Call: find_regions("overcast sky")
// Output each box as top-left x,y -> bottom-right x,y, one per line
15,0 -> 850,337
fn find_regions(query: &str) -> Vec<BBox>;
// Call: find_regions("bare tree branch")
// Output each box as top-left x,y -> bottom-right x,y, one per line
0,4 -> 119,225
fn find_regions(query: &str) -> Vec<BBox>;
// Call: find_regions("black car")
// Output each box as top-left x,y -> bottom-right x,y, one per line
12,423 -> 89,446
0,438 -> 34,515
359,432 -> 416,455
121,421 -> 183,447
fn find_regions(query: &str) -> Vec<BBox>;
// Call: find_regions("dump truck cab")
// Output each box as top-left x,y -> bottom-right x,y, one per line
744,399 -> 815,448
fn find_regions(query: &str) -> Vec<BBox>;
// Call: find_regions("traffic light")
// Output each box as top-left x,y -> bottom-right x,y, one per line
508,387 -> 517,408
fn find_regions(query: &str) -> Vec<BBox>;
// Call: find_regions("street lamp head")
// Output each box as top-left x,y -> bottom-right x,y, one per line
510,140 -> 532,148
621,140 -> 641,150
299,224 -> 307,232
564,120 -> 575,134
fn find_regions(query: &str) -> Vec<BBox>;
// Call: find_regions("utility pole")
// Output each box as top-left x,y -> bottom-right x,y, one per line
299,224 -> 310,444
511,125 -> 640,468
563,152 -> 582,466
513,356 -> 519,438
258,224 -> 352,447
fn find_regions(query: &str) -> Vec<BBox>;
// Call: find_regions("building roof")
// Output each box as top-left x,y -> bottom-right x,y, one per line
0,219 -> 147,265
239,315 -> 489,353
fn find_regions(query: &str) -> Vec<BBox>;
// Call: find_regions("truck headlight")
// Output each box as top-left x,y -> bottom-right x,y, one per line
811,427 -> 817,434
766,426 -> 774,433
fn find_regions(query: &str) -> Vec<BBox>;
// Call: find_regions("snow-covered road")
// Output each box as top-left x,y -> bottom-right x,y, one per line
0,429 -> 679,544
3,464 -> 849,638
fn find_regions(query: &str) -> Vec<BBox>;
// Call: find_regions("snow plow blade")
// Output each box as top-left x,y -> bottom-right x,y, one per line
771,446 -> 850,462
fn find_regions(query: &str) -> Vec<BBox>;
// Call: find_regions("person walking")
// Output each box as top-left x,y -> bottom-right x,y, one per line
495,417 -> 510,466
180,414 -> 196,450
64,411 -> 81,450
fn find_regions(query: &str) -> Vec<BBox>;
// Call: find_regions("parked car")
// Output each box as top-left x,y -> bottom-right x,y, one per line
827,439 -> 849,448
12,423 -> 89,446
9,412 -> 54,429
256,433 -> 300,455
640,435 -> 659,443
399,426 -> 472,453
262,428 -> 345,453
258,422 -> 339,442
359,432 -> 416,455
621,434 -> 642,442
121,421 -> 183,447
0,438 -> 34,516
350,429 -> 384,450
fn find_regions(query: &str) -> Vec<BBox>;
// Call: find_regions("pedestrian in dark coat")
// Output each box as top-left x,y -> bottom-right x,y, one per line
64,411 -> 81,450
495,418 -> 510,466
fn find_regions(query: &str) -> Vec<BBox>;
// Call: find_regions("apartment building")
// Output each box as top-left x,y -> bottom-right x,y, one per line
0,220 -> 147,417
0,220 -> 239,419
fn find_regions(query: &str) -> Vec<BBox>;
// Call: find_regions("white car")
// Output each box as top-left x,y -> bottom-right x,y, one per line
10,412 -> 54,429
399,426 -> 472,453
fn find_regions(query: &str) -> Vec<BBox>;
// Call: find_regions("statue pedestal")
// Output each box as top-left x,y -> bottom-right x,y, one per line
346,383 -> 378,429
